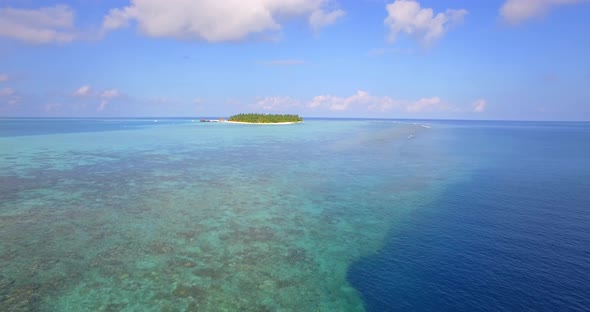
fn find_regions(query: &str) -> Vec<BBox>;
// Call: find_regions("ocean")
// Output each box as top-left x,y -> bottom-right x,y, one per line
0,118 -> 589,311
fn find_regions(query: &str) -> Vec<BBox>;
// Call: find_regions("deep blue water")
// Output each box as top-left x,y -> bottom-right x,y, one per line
348,121 -> 590,311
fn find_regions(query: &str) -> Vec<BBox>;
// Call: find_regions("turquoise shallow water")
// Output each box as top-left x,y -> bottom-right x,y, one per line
1,119 -> 462,311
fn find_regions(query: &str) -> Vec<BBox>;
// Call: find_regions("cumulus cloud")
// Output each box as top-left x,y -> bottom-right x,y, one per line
98,89 -> 121,111
472,99 -> 487,112
96,101 -> 108,111
384,0 -> 467,46
405,96 -> 446,112
102,0 -> 345,42
101,89 -> 121,99
500,0 -> 588,24
306,90 -> 467,114
0,5 -> 77,44
308,90 -> 399,112
102,6 -> 137,31
72,85 -> 121,111
256,96 -> 301,111
73,85 -> 92,96
309,9 -> 346,31
250,90 -> 484,116
0,74 -> 8,82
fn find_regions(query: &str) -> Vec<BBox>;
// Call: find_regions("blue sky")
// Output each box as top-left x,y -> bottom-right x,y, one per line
0,0 -> 589,120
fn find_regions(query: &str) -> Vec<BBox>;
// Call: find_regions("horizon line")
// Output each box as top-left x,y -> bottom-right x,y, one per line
1,116 -> 588,123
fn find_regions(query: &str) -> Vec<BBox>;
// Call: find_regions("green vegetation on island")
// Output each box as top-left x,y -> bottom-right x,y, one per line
228,113 -> 303,123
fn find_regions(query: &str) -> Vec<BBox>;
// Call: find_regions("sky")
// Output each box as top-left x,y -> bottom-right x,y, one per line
0,0 -> 589,120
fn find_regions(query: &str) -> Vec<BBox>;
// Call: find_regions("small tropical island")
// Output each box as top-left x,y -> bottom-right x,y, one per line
226,113 -> 303,124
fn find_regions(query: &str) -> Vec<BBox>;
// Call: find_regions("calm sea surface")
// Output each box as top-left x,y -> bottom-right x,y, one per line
0,118 -> 589,311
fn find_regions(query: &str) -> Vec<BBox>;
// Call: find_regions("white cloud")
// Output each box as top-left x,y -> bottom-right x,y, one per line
102,0 -> 345,42
406,96 -> 445,112
101,89 -> 121,99
260,59 -> 306,66
98,89 -> 121,111
308,90 -> 400,112
500,0 -> 588,24
0,74 -> 8,82
0,5 -> 77,44
73,85 -> 92,96
306,90 -> 460,113
73,85 -> 120,99
102,6 -> 137,31
384,0 -> 467,46
247,91 -> 487,116
97,100 -> 108,112
309,9 -> 346,31
256,96 -> 301,111
72,85 -> 121,112
472,99 -> 487,112
193,98 -> 203,105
